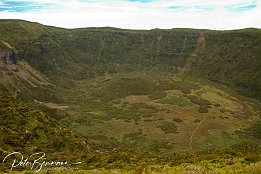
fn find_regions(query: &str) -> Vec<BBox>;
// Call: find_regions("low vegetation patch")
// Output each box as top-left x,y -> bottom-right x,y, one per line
194,119 -> 201,123
160,96 -> 192,107
157,122 -> 178,134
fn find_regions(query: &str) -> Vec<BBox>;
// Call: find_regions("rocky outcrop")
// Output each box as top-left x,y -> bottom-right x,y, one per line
0,41 -> 19,65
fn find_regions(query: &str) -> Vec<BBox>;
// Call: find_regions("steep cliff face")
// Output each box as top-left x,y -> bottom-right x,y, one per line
0,40 -> 52,99
0,41 -> 19,65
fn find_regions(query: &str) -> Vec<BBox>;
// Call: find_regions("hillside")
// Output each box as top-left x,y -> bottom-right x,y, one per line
0,20 -> 261,173
0,20 -> 260,99
0,93 -> 90,172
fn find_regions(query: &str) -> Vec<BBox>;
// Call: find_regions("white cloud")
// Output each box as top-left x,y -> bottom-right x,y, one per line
0,0 -> 260,30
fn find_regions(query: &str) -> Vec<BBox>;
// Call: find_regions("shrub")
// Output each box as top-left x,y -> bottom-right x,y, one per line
199,106 -> 208,113
173,118 -> 183,123
194,119 -> 201,123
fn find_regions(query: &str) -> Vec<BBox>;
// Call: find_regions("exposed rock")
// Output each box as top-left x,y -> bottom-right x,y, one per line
0,41 -> 20,65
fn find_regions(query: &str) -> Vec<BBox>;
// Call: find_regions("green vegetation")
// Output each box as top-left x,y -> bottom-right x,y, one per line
0,20 -> 260,99
149,91 -> 167,100
0,93 -> 90,172
194,119 -> 201,123
198,105 -> 209,113
157,122 -> 178,134
0,20 -> 260,173
191,29 -> 261,99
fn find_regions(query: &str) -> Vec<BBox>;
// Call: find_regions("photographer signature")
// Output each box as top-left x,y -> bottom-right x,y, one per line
2,152 -> 81,173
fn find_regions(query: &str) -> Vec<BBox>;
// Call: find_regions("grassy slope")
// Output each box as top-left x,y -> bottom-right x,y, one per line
0,93 -> 90,171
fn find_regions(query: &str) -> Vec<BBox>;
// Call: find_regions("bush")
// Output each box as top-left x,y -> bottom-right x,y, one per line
199,106 -> 208,113
194,119 -> 201,123
173,118 -> 183,123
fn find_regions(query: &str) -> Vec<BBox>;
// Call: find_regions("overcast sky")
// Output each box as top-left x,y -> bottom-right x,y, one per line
0,0 -> 260,30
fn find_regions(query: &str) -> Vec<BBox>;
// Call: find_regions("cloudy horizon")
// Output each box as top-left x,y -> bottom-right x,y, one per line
0,0 -> 260,30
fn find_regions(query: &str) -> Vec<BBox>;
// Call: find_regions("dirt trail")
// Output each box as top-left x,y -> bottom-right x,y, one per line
189,115 -> 207,146
179,114 -> 207,152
